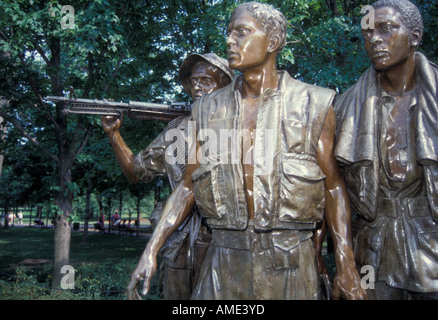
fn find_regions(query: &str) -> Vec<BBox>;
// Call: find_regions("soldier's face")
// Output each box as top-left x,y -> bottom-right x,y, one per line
189,62 -> 223,101
362,7 -> 413,71
226,13 -> 270,71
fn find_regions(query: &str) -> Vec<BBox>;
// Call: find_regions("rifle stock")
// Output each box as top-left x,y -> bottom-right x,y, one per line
45,96 -> 191,122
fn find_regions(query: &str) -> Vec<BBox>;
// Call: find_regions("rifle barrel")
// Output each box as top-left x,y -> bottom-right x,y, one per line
45,96 -> 191,121
46,96 -> 130,107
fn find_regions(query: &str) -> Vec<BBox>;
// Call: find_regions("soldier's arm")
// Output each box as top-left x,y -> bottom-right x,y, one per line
101,115 -> 171,184
313,218 -> 330,278
126,139 -> 200,300
101,115 -> 139,183
316,106 -> 367,300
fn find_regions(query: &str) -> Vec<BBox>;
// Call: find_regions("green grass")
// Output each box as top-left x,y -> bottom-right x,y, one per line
0,227 -> 335,300
0,227 -> 162,300
0,227 -> 149,270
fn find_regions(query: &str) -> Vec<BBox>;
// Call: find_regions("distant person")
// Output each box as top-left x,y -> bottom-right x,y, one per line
127,219 -> 134,234
99,214 -> 105,224
114,212 -> 121,226
17,211 -> 23,225
7,211 -> 15,226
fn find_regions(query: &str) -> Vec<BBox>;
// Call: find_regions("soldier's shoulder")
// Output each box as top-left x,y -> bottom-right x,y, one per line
284,72 -> 336,97
429,60 -> 438,72
204,83 -> 233,101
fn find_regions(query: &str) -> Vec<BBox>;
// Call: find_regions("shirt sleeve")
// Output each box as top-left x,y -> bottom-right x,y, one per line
132,116 -> 187,184
132,128 -> 168,184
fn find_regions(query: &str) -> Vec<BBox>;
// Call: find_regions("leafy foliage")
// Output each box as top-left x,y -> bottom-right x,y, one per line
0,228 -> 161,300
418,1 -> 438,63
1,0 -> 438,290
2,0 -> 437,214
0,260 -> 161,300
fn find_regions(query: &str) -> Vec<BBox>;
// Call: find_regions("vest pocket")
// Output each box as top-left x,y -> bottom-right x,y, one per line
279,156 -> 325,223
341,161 -> 378,221
192,163 -> 224,220
353,218 -> 385,270
283,119 -> 307,153
270,231 -> 300,269
424,165 -> 438,222
411,217 -> 438,272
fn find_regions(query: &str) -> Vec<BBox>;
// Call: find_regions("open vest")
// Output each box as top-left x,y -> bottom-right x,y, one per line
191,71 -> 335,231
334,53 -> 438,223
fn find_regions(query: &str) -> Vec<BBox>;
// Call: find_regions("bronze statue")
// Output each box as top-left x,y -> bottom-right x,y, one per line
101,53 -> 233,299
127,1 -> 366,300
334,0 -> 438,299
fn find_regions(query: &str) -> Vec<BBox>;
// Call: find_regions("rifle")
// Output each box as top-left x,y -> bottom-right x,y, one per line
45,96 -> 191,122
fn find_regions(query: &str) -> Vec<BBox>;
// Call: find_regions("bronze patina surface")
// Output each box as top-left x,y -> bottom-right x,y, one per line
334,0 -> 438,299
127,1 -> 366,300
102,53 -> 233,299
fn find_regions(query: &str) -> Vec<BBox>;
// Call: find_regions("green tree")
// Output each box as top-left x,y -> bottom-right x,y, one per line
0,0 -> 165,287
1,0 -> 437,291
0,0 -> 232,288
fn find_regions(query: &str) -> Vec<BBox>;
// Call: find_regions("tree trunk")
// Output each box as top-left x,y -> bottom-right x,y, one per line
52,214 -> 71,289
0,153 -> 3,178
82,176 -> 92,245
0,100 -> 7,178
343,0 -> 355,18
136,196 -> 141,237
325,0 -> 339,16
105,196 -> 113,229
119,191 -> 123,215
45,210 -> 49,227
3,198 -> 9,229
28,205 -> 33,227
37,205 -> 42,220
51,156 -> 74,288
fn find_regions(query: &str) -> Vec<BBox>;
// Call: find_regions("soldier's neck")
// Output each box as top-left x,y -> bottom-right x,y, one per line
380,52 -> 417,97
240,59 -> 278,99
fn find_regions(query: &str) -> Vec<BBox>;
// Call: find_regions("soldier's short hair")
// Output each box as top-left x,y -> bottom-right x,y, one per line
230,1 -> 287,52
372,0 -> 424,36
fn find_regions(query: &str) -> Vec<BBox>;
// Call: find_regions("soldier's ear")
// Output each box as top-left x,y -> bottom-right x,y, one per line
268,35 -> 280,53
410,28 -> 422,48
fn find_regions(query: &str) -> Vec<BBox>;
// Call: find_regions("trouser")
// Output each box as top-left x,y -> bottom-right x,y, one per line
160,265 -> 192,300
160,224 -> 212,300
191,223 -> 320,300
367,281 -> 438,300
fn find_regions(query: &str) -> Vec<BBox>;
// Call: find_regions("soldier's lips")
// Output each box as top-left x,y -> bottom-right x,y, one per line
228,51 -> 239,59
193,94 -> 203,100
371,51 -> 389,59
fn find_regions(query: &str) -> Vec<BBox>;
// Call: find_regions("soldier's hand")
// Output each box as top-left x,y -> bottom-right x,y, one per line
126,251 -> 157,300
332,267 -> 368,300
101,114 -> 123,134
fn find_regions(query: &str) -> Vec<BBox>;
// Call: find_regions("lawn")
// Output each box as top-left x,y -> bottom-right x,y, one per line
0,227 -> 161,300
0,227 -> 149,269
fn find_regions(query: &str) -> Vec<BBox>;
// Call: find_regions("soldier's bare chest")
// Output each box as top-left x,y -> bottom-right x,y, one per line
241,97 -> 259,138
